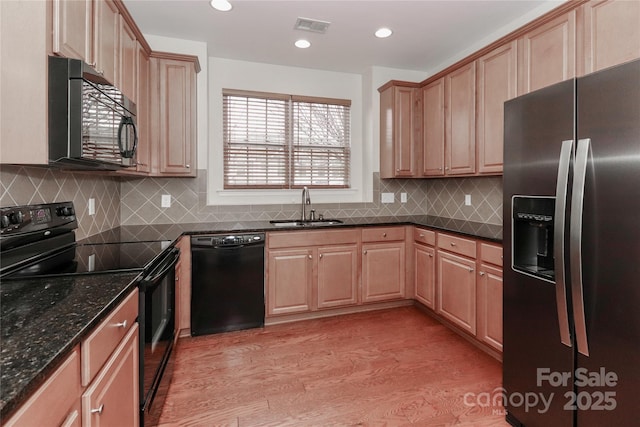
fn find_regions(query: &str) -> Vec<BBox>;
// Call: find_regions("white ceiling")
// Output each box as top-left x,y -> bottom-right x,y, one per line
123,0 -> 561,74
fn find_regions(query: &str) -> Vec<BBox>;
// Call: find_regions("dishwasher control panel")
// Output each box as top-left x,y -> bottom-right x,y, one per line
192,233 -> 264,247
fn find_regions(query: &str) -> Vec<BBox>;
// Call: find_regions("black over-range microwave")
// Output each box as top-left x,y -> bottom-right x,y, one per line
48,55 -> 138,170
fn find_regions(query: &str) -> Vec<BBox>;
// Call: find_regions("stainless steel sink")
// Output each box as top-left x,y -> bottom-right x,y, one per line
269,219 -> 343,227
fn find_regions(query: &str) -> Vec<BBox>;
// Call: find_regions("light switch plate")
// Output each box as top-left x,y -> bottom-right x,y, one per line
401,193 -> 407,203
161,194 -> 171,208
88,198 -> 95,216
381,192 -> 394,204
465,194 -> 472,206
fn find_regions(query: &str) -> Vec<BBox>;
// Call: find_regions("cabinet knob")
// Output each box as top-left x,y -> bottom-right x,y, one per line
363,250 -> 368,255
419,233 -> 424,237
113,320 -> 127,329
91,404 -> 104,415
383,232 -> 387,237
479,271 -> 485,276
428,253 -> 433,258
319,253 -> 323,259
185,164 -> 190,168
308,254 -> 312,259
450,242 -> 456,246
445,167 -> 449,170
469,267 -> 474,273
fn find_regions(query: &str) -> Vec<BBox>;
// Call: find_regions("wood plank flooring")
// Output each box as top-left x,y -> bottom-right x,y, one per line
158,307 -> 508,426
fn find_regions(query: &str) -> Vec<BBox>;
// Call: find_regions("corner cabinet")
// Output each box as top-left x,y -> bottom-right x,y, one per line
149,52 -> 200,177
379,83 -> 422,178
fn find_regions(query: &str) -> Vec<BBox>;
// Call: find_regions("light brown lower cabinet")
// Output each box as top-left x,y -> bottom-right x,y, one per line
82,324 -> 139,427
477,263 -> 503,352
414,243 -> 436,309
267,248 -> 314,316
437,250 -> 477,335
361,242 -> 405,303
316,245 -> 359,309
175,236 -> 192,338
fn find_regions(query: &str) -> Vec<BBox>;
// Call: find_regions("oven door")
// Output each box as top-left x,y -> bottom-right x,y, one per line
139,247 -> 179,426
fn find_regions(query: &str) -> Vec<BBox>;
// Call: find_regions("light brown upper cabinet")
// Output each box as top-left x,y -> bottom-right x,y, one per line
445,62 -> 476,175
94,0 -> 120,86
118,16 -> 137,103
518,10 -> 576,95
579,0 -> 640,76
149,53 -> 199,177
476,41 -> 517,174
134,44 -> 151,174
421,78 -> 446,176
52,0 -> 92,63
379,84 -> 421,178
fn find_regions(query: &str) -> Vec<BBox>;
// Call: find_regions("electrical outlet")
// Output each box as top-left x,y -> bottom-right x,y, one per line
465,194 -> 472,206
88,198 -> 95,216
401,193 -> 407,203
161,194 -> 171,208
381,192 -> 394,204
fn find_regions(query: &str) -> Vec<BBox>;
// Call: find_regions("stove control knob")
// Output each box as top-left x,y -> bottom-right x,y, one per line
57,206 -> 75,216
1,215 -> 9,228
9,211 -> 24,225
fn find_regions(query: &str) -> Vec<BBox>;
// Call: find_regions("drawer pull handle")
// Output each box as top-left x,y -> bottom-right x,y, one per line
479,271 -> 485,276
91,404 -> 104,415
450,242 -> 456,246
114,320 -> 127,329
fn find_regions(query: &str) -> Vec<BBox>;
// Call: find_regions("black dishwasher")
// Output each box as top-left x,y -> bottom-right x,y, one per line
190,233 -> 265,336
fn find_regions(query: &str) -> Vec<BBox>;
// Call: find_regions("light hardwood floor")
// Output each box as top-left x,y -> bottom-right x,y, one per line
158,306 -> 508,426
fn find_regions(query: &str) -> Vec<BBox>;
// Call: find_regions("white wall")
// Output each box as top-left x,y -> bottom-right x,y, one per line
144,35 -> 209,169
207,58 -> 366,205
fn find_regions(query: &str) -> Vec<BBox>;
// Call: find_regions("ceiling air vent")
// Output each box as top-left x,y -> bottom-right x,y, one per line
294,17 -> 331,34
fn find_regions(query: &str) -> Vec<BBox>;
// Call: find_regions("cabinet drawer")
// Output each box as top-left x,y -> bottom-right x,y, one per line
81,289 -> 138,386
4,347 -> 81,427
413,227 -> 436,245
361,226 -> 405,242
479,242 -> 502,267
437,233 -> 476,258
268,229 -> 359,248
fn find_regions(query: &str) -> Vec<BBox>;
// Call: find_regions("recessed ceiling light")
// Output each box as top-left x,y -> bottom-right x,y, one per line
210,0 -> 232,12
295,39 -> 311,49
375,28 -> 393,38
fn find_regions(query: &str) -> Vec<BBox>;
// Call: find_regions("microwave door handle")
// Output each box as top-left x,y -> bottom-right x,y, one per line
117,116 -> 138,158
554,139 -> 573,348
570,138 -> 591,357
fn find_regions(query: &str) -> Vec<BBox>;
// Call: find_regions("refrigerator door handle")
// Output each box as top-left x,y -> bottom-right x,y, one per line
554,139 -> 574,347
570,138 -> 591,356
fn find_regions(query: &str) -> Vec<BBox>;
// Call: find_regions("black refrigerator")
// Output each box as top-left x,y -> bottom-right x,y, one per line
503,58 -> 640,426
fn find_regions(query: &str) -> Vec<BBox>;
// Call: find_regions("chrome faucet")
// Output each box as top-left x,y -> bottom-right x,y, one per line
301,186 -> 311,221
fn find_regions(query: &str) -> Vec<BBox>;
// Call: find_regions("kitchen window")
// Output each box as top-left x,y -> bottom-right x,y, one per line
223,89 -> 351,189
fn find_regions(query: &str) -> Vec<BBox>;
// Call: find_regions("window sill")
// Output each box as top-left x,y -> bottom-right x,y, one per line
207,188 -> 361,206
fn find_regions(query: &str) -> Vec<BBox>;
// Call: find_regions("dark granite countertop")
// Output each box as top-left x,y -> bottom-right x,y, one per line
2,215 -> 500,418
0,272 -> 140,419
80,215 -> 502,244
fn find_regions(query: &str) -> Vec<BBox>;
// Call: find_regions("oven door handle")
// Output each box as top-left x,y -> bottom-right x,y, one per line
142,248 -> 179,284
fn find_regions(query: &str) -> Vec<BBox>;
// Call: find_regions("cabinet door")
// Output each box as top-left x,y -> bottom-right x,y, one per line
477,41 -> 517,174
317,244 -> 358,309
518,11 -> 576,95
422,78 -> 445,176
267,248 -> 312,315
477,263 -> 503,352
155,58 -> 197,175
135,44 -> 151,173
445,62 -> 476,175
414,243 -> 435,309
580,0 -> 640,75
82,325 -> 139,427
362,242 -> 405,303
175,236 -> 191,337
119,16 -> 137,102
393,86 -> 419,177
437,251 -> 476,334
52,0 -> 92,62
93,0 -> 119,85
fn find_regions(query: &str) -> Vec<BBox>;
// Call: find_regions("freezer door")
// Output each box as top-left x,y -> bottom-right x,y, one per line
574,59 -> 640,426
503,79 -> 575,426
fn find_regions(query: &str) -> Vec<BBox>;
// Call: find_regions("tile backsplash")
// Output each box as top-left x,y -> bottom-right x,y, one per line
120,170 -> 503,226
1,167 -> 502,235
0,166 -> 120,240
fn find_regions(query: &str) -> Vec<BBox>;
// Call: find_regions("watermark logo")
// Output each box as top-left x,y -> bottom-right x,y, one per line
464,368 -> 618,414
